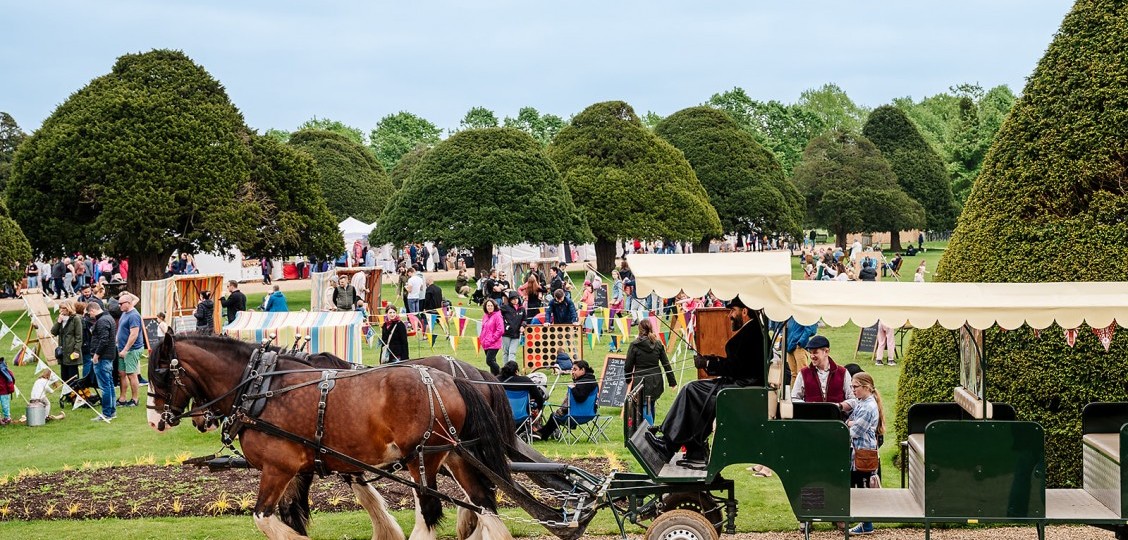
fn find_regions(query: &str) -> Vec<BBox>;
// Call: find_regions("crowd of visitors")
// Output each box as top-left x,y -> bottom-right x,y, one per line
12,255 -> 127,299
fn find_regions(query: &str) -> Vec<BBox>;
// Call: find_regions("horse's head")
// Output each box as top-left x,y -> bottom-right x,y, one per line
146,333 -> 196,432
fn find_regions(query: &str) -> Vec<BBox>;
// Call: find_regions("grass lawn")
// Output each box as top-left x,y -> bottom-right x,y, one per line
0,248 -> 942,537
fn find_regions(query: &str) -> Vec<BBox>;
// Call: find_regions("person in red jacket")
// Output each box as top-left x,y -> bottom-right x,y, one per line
791,335 -> 855,403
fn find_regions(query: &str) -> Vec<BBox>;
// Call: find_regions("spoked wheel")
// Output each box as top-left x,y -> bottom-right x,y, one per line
645,509 -> 719,540
659,491 -> 723,535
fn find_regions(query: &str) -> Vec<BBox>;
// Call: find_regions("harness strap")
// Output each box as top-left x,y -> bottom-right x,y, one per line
313,370 -> 337,477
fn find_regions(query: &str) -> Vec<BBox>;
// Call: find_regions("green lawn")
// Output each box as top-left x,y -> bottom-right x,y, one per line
0,253 -> 923,537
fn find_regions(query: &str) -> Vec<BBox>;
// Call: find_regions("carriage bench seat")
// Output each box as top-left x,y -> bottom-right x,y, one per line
954,386 -> 993,419
1084,433 -> 1121,464
907,433 -> 926,458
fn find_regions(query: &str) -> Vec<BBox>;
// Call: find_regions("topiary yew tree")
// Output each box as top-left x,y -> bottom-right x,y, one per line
862,105 -> 957,249
548,101 -> 722,273
390,143 -> 431,190
0,200 -> 32,287
288,129 -> 394,223
371,127 -> 592,274
656,106 -> 803,250
896,0 -> 1128,487
792,131 -> 925,249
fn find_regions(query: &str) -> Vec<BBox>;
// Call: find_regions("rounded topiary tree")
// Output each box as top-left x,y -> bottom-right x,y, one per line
289,129 -> 394,223
792,131 -> 925,249
0,200 -> 32,287
656,106 -> 803,250
371,127 -> 592,273
896,0 -> 1128,487
548,101 -> 722,273
390,143 -> 431,190
862,105 -> 957,249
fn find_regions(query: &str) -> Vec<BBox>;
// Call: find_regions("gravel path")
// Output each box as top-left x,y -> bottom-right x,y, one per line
531,526 -> 1117,539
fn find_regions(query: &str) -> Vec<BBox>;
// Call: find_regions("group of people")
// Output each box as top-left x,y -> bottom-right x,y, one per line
21,256 -> 127,300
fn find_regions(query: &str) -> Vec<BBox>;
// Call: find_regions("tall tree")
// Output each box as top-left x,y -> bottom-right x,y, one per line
797,83 -> 869,134
239,135 -> 342,260
263,128 -> 291,144
707,88 -> 825,175
297,116 -> 366,146
0,112 -> 27,194
369,111 -> 442,172
897,0 -> 1128,487
640,111 -> 664,132
656,106 -> 803,249
389,143 -> 431,190
792,131 -> 925,248
863,105 -> 957,248
0,200 -> 32,287
458,107 -> 500,131
548,101 -> 722,273
372,128 -> 591,273
289,129 -> 394,223
7,49 -> 261,293
503,107 -> 566,146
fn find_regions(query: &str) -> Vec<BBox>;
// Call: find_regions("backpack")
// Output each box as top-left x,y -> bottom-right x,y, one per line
470,289 -> 484,306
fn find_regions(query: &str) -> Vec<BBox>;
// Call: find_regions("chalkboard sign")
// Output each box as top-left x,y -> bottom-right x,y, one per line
142,318 -> 163,350
597,354 -> 628,407
592,284 -> 609,309
854,323 -> 880,359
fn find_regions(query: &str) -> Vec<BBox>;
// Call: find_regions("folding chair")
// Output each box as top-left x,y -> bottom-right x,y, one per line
559,388 -> 612,445
506,389 -> 534,444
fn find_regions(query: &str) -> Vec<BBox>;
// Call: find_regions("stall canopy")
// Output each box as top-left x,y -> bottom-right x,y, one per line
310,267 -> 383,322
140,274 -> 225,334
628,252 -> 1128,331
224,311 -> 365,363
339,217 -> 375,243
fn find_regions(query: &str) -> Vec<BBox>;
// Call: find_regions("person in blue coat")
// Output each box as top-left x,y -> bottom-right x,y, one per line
264,285 -> 289,312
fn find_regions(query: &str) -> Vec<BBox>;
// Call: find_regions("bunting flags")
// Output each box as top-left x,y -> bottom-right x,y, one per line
449,335 -> 460,350
471,337 -> 482,354
458,316 -> 468,337
1064,328 -> 1079,347
616,318 -> 630,341
0,322 -> 9,338
11,336 -> 24,351
1093,325 -> 1115,352
428,332 -> 438,349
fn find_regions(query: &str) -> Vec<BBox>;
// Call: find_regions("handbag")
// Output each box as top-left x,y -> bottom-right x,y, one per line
853,448 -> 880,473
55,346 -> 66,362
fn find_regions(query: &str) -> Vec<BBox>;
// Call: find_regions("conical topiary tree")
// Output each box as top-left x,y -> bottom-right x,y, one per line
548,101 -> 722,273
289,129 -> 394,223
896,0 -> 1128,487
0,200 -> 32,287
656,106 -> 804,250
862,105 -> 957,249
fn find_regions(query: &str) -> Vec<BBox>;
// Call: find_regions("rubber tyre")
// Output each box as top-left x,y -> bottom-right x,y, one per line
659,492 -> 723,535
645,509 -> 719,540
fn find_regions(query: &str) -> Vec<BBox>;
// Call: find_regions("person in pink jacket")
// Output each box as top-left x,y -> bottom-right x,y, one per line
480,298 -> 504,375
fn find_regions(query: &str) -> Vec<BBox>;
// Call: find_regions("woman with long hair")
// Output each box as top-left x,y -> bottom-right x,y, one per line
624,318 -> 677,424
842,371 -> 885,535
381,306 -> 409,363
518,274 -> 543,319
480,298 -> 504,375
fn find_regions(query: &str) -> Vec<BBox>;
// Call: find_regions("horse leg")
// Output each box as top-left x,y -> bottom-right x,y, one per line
253,467 -> 309,540
349,476 -> 405,540
276,472 -> 313,536
456,506 -> 481,540
445,455 -> 513,540
407,459 -> 445,540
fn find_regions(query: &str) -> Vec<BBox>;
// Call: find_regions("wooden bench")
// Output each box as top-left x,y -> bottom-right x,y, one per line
953,386 -> 993,419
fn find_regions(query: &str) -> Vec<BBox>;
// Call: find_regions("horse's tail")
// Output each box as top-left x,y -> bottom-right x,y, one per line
453,377 -> 511,483
276,472 -> 312,536
479,371 -> 518,451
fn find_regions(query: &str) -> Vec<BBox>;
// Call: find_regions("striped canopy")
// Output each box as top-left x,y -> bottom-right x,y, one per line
223,310 -> 364,363
140,274 -> 225,334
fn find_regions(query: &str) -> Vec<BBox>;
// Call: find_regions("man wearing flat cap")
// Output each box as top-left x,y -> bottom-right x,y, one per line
792,335 -> 854,404
645,295 -> 765,468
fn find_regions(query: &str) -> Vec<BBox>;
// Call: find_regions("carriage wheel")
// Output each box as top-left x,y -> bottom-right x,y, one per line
659,492 -> 723,535
645,509 -> 719,540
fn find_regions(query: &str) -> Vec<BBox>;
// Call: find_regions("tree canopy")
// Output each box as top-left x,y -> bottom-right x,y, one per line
797,83 -> 869,134
389,143 -> 431,190
459,107 -> 500,131
707,87 -> 827,175
372,128 -> 591,272
289,129 -> 393,223
792,131 -> 925,248
7,49 -> 258,291
503,107 -> 566,146
369,111 -> 442,172
897,0 -> 1128,487
656,106 -> 803,244
0,112 -> 27,194
547,101 -> 722,272
863,105 -> 957,237
0,200 -> 32,286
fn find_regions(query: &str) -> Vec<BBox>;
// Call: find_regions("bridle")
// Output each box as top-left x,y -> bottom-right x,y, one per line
147,355 -> 192,430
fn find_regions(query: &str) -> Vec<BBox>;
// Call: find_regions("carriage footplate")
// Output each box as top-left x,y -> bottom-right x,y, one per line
626,421 -> 709,480
182,454 -> 250,470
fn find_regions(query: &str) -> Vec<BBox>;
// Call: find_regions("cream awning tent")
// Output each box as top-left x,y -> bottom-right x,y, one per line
628,253 -> 1128,331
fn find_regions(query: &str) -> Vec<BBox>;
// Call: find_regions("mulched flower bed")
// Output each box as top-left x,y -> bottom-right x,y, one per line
1,457 -> 612,521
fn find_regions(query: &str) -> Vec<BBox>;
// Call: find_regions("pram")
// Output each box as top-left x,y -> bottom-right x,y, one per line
58,369 -> 109,410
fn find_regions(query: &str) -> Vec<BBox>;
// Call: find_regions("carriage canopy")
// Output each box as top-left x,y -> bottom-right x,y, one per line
628,252 -> 1128,331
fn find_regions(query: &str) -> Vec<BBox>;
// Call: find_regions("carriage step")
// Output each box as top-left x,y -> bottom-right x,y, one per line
511,462 -> 572,474
183,455 -> 250,470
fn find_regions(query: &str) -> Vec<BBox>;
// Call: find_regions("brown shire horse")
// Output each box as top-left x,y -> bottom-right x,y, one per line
148,334 -> 513,540
222,353 -> 575,538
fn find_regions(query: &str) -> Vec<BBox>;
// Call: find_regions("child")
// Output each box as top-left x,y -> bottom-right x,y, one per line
29,367 -> 66,422
0,358 -> 14,425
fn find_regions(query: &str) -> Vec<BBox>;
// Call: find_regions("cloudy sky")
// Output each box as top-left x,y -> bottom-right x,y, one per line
3,1 -> 1073,135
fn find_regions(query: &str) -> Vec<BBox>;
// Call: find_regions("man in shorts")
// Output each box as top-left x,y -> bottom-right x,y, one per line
116,292 -> 144,407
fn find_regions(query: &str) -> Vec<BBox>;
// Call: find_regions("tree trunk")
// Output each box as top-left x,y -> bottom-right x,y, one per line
693,235 -> 711,254
888,230 -> 903,252
835,226 -> 847,250
471,243 -> 494,278
594,237 -> 616,275
126,250 -> 172,297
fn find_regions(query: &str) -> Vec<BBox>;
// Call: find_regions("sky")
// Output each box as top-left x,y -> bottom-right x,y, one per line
2,1 -> 1075,136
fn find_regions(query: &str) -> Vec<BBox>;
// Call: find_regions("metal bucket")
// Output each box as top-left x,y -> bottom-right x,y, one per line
26,402 -> 47,427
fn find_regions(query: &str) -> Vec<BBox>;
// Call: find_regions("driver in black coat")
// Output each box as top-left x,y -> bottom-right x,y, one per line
644,295 -> 765,468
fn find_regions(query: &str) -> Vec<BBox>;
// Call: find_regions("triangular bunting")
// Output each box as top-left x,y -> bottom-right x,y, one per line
1064,327 -> 1079,347
11,336 -> 24,350
428,333 -> 438,349
0,323 -> 9,338
449,335 -> 459,350
1092,325 -> 1115,352
471,337 -> 482,354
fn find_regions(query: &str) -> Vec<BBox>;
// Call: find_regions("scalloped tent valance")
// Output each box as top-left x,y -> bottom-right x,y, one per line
628,253 -> 1127,331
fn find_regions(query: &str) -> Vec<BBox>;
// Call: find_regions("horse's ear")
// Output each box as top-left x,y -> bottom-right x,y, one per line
158,332 -> 176,361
